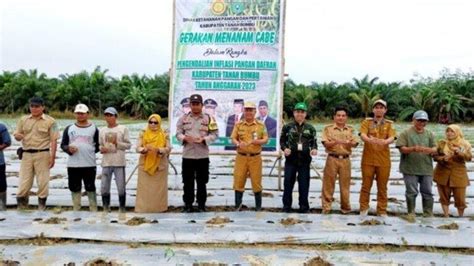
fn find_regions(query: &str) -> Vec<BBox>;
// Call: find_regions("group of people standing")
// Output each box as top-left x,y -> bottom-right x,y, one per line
0,96 -> 471,218
286,99 -> 471,217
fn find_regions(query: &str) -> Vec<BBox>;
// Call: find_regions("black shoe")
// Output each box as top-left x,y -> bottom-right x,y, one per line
282,207 -> 292,213
197,205 -> 206,212
182,205 -> 194,213
298,208 -> 309,214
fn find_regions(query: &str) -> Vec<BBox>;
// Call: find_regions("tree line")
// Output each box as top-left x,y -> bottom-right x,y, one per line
0,67 -> 472,122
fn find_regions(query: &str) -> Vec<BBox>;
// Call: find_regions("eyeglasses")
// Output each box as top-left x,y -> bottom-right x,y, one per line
416,119 -> 428,123
104,114 -> 114,117
148,121 -> 159,125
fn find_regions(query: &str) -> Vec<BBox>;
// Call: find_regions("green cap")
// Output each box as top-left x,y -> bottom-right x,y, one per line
294,102 -> 307,111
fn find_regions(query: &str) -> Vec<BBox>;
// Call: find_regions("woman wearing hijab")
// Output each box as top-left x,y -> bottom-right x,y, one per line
433,125 -> 472,217
135,114 -> 171,213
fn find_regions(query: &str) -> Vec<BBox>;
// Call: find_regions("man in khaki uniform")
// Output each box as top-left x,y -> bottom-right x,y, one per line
359,99 -> 396,217
231,102 -> 268,211
321,106 -> 358,214
14,96 -> 59,210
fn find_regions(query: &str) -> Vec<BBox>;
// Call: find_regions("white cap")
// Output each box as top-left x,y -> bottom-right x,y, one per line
372,99 -> 387,108
74,103 -> 89,113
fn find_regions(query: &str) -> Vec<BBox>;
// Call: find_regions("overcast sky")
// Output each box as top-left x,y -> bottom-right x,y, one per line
1,0 -> 473,84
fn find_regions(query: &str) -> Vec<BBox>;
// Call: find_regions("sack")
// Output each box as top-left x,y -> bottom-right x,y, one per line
17,147 -> 23,160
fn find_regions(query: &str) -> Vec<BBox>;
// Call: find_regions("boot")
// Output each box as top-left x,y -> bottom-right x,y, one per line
0,191 -> 6,211
87,192 -> 98,212
422,198 -> 434,217
441,205 -> 450,217
406,196 -> 416,216
254,192 -> 262,211
71,192 -> 82,211
118,195 -> 126,213
235,191 -> 243,209
16,197 -> 28,210
102,194 -> 111,213
38,197 -> 47,211
457,208 -> 464,217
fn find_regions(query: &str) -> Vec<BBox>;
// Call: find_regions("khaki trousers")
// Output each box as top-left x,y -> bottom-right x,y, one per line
233,154 -> 262,192
322,156 -> 352,213
17,151 -> 50,198
359,164 -> 391,215
437,184 -> 466,210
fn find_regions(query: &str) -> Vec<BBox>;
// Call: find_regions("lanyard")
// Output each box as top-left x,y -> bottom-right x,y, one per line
296,123 -> 303,143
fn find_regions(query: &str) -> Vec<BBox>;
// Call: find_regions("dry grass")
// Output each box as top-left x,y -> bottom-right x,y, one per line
0,238 -> 473,255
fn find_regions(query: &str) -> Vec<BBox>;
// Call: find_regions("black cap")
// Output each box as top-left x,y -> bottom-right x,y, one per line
180,97 -> 190,106
29,96 -> 44,106
233,99 -> 244,105
190,94 -> 203,104
258,100 -> 268,107
204,98 -> 217,107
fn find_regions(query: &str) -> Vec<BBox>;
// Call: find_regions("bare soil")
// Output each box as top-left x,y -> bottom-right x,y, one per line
41,217 -> 67,224
304,256 -> 333,266
280,217 -> 312,226
125,217 -> 158,226
359,219 -> 382,226
437,222 -> 459,230
85,258 -> 120,266
206,216 -> 232,225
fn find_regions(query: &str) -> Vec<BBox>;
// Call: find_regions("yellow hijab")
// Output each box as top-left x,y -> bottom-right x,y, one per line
441,124 -> 471,155
142,114 -> 166,175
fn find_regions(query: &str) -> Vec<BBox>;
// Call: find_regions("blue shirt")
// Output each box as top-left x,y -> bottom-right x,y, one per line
0,123 -> 12,165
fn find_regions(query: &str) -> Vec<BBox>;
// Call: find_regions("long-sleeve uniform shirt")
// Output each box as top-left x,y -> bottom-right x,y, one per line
360,118 -> 396,167
176,112 -> 218,159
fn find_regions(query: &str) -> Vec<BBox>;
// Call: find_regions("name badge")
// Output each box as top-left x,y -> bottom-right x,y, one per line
297,143 -> 303,151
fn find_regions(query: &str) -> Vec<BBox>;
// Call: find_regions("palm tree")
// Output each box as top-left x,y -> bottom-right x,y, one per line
284,85 -> 318,118
121,74 -> 157,118
398,87 -> 436,121
89,66 -> 111,114
431,82 -> 466,123
349,75 -> 380,117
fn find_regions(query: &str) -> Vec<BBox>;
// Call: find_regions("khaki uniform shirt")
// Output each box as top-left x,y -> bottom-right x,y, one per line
360,118 -> 396,167
14,114 -> 59,150
231,119 -> 267,154
433,141 -> 472,187
321,124 -> 358,155
176,112 -> 218,159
